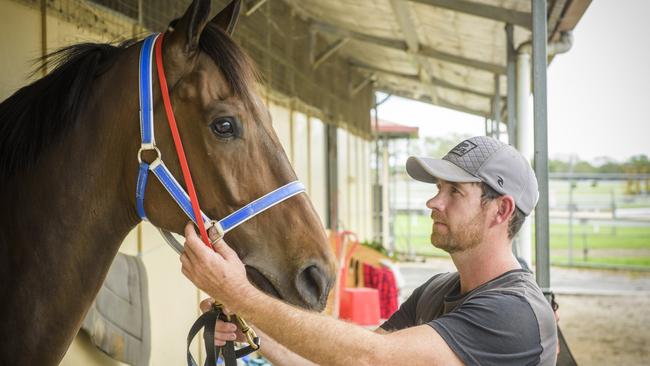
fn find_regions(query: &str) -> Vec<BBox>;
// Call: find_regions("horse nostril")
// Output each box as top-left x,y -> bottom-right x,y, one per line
295,264 -> 331,308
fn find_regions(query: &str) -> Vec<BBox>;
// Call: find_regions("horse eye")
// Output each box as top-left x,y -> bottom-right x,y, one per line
210,117 -> 236,138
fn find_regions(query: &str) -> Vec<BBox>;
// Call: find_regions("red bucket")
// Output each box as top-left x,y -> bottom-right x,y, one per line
339,287 -> 380,326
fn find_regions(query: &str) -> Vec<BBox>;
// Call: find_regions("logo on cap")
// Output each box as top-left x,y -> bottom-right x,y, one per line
449,140 -> 477,157
497,176 -> 504,188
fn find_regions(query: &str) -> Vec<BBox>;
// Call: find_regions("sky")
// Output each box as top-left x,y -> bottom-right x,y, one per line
377,0 -> 650,163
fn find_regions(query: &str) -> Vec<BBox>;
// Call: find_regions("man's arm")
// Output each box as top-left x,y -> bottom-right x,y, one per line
254,327 -> 318,366
209,303 -> 388,365
257,325 -> 394,365
234,285 -> 464,366
181,226 -> 464,366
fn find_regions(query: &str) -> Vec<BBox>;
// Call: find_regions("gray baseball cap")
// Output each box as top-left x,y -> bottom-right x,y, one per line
406,136 -> 539,215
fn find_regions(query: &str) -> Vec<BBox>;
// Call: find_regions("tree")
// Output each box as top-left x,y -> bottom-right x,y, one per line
549,159 -> 570,173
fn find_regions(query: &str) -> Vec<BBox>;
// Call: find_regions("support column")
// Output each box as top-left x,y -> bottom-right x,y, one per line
382,138 -> 391,251
484,117 -> 490,137
492,74 -> 501,141
506,24 -> 517,146
373,98 -> 381,243
326,124 -> 338,231
532,0 -> 551,293
516,51 -> 532,267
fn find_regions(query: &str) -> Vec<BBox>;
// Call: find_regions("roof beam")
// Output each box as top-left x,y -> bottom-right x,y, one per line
389,0 -> 438,102
350,61 -> 495,99
311,20 -> 505,74
551,0 -> 591,40
547,0 -> 569,37
349,74 -> 375,97
312,37 -> 349,69
245,0 -> 269,16
418,44 -> 505,74
409,0 -> 531,29
380,87 -> 490,118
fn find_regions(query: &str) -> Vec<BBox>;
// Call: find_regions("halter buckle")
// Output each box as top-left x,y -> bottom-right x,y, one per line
208,220 -> 225,246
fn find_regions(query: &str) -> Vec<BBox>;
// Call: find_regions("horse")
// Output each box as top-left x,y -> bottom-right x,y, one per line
0,1 -> 336,364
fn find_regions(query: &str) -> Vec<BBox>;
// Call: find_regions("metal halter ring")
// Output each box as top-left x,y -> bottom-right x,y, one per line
208,220 -> 225,247
137,146 -> 162,164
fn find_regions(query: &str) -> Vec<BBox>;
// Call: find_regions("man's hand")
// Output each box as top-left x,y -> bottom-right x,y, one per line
200,299 -> 246,346
180,222 -> 253,309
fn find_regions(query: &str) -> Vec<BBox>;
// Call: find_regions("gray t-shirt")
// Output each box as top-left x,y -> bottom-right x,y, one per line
381,269 -> 557,366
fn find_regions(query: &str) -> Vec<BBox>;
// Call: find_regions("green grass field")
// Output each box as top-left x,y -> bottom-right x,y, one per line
393,214 -> 650,267
549,180 -> 650,209
393,180 -> 650,268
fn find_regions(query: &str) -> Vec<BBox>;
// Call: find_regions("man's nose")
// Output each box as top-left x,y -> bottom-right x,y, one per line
426,193 -> 444,212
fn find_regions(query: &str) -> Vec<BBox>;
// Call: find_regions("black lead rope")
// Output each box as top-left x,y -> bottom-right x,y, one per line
187,307 -> 260,366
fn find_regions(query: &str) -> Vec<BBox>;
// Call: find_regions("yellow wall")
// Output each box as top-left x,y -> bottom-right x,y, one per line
0,0 -> 40,101
0,1 -> 201,364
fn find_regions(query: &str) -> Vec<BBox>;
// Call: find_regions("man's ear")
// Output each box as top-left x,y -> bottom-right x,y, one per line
210,0 -> 242,35
494,196 -> 516,226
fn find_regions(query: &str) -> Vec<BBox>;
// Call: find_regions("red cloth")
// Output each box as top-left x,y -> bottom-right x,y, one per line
363,264 -> 398,319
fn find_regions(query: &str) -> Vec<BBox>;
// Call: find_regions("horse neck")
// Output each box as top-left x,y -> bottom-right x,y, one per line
0,49 -> 142,364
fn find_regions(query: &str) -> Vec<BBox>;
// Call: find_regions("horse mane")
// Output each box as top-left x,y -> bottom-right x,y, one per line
0,41 -> 131,181
0,22 -> 259,182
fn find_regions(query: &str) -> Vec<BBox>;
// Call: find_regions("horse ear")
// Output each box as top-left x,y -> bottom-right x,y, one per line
211,0 -> 242,35
167,0 -> 211,54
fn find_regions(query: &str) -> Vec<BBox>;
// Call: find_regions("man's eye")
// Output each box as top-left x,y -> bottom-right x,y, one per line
210,117 -> 236,138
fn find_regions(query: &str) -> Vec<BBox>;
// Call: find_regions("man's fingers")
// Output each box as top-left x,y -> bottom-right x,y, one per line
180,252 -> 192,271
212,238 -> 239,261
215,319 -> 240,346
182,223 -> 200,260
215,331 -> 238,341
184,222 -> 223,264
200,298 -> 215,313
215,319 -> 238,333
184,221 -> 198,239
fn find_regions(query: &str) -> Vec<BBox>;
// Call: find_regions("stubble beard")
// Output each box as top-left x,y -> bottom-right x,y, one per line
431,209 -> 486,254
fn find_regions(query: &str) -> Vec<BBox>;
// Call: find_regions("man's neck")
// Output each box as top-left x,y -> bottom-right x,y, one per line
450,237 -> 522,295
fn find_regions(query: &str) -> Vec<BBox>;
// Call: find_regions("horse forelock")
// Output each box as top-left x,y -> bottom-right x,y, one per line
198,22 -> 264,121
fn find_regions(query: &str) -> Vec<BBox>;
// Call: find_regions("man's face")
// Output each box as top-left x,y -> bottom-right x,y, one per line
426,180 -> 488,253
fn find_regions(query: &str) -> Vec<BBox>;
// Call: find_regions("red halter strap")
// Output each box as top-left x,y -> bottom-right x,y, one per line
154,34 -> 211,247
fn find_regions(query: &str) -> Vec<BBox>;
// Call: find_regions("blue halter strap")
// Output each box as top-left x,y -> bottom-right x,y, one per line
136,33 -> 305,241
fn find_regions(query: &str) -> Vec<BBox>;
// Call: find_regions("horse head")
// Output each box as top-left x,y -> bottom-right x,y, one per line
132,0 -> 336,310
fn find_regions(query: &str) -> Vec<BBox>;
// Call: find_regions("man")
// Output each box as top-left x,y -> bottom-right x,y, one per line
181,136 -> 558,365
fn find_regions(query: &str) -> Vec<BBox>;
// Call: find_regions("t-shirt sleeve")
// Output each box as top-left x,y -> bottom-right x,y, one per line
380,276 -> 436,331
428,291 -> 543,366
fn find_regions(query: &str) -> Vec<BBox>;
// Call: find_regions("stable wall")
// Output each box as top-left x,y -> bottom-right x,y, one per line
0,0 -> 374,364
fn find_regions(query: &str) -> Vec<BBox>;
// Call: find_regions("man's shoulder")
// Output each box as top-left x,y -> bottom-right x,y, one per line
415,271 -> 459,296
474,269 -> 539,296
426,271 -> 459,287
429,272 -> 558,366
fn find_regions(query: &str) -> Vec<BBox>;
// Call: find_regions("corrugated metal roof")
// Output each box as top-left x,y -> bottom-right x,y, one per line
282,0 -> 591,118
